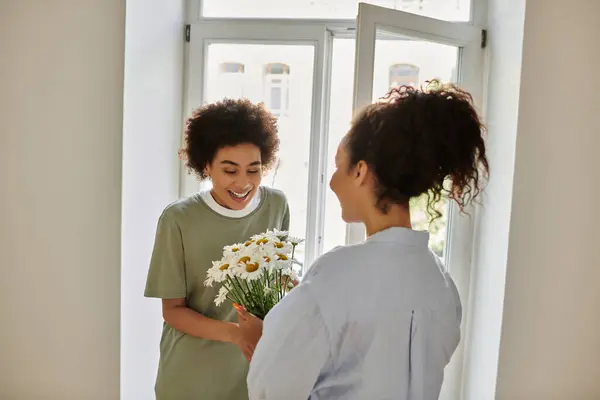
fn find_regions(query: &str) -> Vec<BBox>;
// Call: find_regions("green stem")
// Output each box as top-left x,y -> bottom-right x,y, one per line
222,281 -> 242,305
241,278 -> 261,313
226,276 -> 248,306
277,269 -> 283,301
249,279 -> 266,317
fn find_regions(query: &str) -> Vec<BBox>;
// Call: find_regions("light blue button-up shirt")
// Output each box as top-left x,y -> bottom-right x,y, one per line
248,227 -> 462,400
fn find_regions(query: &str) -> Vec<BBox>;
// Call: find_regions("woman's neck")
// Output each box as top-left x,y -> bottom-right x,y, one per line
363,203 -> 412,237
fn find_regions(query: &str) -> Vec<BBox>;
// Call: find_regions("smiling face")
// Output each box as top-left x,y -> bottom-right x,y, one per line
205,143 -> 263,210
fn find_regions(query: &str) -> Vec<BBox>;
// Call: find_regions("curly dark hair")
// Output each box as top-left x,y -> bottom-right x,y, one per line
346,80 -> 489,217
179,98 -> 279,180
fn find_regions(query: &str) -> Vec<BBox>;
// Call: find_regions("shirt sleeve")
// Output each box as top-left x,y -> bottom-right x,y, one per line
144,208 -> 187,299
247,284 -> 330,400
281,201 -> 290,232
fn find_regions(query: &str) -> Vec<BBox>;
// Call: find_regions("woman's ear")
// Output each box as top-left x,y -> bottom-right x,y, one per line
354,160 -> 370,186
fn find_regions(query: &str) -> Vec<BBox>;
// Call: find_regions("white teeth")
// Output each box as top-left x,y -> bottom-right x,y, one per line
230,190 -> 250,198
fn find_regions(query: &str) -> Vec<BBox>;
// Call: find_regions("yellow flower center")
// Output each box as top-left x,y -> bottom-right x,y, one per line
245,263 -> 259,273
263,256 -> 271,262
274,242 -> 284,248
256,238 -> 269,245
231,247 -> 240,252
219,263 -> 230,270
238,256 -> 251,264
244,240 -> 254,247
277,253 -> 288,261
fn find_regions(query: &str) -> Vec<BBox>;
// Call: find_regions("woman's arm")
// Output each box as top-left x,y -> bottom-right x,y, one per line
162,298 -> 237,342
162,298 -> 255,359
247,284 -> 330,399
146,209 -> 239,343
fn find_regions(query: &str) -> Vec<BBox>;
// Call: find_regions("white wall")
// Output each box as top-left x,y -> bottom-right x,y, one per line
120,1 -> 184,399
0,1 -> 125,398
495,1 -> 600,398
461,0 -> 526,398
464,0 -> 600,398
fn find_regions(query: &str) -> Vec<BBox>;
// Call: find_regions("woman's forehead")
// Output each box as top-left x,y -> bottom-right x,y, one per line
214,144 -> 261,162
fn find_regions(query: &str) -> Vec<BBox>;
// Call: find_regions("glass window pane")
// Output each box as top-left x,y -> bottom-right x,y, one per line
202,0 -> 471,22
204,44 -> 315,264
323,35 -> 459,259
323,38 -> 355,254
270,86 -> 282,109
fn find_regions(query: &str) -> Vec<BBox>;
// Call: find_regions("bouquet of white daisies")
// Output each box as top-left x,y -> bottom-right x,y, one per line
204,230 -> 303,320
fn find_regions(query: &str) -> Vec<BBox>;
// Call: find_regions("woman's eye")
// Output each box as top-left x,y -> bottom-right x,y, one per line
247,170 -> 260,174
224,170 -> 237,175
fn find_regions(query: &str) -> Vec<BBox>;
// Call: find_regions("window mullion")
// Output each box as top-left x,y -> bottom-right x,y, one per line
302,27 -> 332,271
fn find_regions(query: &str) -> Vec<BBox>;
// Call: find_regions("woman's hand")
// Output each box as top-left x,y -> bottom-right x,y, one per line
230,323 -> 255,362
233,304 -> 264,361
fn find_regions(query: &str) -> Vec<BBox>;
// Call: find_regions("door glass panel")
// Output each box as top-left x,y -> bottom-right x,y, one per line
324,34 -> 458,259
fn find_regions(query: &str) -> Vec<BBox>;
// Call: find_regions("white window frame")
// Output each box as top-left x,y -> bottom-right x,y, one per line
183,0 -> 487,397
183,1 -> 485,257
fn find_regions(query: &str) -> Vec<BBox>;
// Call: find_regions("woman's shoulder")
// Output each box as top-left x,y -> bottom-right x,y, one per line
261,186 -> 287,203
260,186 -> 289,211
159,194 -> 205,222
303,245 -> 358,280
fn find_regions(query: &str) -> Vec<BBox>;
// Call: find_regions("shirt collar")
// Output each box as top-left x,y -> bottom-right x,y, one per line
366,227 -> 430,246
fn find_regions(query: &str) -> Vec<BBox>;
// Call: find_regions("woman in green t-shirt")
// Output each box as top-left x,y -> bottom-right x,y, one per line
144,99 -> 290,399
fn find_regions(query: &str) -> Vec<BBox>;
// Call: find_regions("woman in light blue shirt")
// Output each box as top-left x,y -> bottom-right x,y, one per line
241,81 -> 490,399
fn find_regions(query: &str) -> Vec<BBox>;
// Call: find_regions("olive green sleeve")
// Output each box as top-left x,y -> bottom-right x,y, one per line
282,201 -> 290,232
144,208 -> 187,299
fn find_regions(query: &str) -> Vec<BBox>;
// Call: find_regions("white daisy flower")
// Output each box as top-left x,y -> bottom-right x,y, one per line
276,259 -> 294,272
250,232 -> 273,243
270,240 -> 293,256
233,248 -> 254,266
287,236 -> 305,246
205,258 -> 234,286
223,243 -> 243,258
238,254 -> 267,281
270,229 -> 289,240
259,245 -> 278,262
274,251 -> 293,263
214,286 -> 229,306
242,238 -> 258,250
204,276 -> 214,287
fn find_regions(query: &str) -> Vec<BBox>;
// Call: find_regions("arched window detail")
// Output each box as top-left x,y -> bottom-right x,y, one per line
219,62 -> 245,73
389,63 -> 420,89
217,62 -> 245,99
264,63 -> 291,117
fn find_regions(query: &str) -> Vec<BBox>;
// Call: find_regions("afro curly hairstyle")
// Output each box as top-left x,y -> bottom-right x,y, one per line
179,98 -> 280,180
346,80 -> 489,217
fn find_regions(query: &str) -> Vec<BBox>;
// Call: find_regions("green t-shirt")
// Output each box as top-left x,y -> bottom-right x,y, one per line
145,187 -> 290,399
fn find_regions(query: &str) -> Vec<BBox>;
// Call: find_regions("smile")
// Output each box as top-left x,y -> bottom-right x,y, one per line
228,189 -> 252,201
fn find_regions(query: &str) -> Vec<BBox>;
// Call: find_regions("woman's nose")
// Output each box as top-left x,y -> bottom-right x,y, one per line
234,176 -> 251,190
